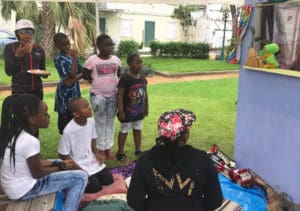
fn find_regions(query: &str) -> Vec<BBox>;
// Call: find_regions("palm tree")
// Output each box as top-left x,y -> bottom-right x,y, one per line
0,1 -> 96,58
40,2 -> 56,58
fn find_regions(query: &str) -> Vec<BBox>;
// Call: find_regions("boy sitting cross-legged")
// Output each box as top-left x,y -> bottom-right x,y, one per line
58,97 -> 114,193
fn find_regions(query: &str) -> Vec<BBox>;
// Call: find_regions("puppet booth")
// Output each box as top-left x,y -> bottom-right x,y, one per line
234,0 -> 300,205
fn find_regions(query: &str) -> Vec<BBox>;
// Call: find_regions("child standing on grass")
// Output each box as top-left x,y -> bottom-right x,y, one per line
116,53 -> 148,162
58,97 -> 114,193
82,34 -> 121,160
0,94 -> 88,211
53,32 -> 83,134
4,19 -> 46,100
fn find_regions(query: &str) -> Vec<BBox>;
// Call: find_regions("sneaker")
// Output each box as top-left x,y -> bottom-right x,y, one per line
116,153 -> 128,163
134,150 -> 142,157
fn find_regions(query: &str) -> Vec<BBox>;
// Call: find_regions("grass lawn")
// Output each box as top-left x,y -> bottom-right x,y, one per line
0,78 -> 238,168
140,57 -> 240,73
0,56 -> 239,85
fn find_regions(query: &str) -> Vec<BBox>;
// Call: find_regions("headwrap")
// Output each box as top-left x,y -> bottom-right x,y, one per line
157,109 -> 196,142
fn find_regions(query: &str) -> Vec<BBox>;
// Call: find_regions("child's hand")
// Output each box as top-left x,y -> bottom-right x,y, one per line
41,74 -> 49,79
56,159 -> 78,170
82,68 -> 93,81
95,152 -> 105,164
63,78 -> 75,87
15,42 -> 34,57
70,49 -> 79,59
118,111 -> 126,122
63,159 -> 77,169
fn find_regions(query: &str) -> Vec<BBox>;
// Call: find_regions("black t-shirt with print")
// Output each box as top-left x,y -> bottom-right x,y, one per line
118,73 -> 147,122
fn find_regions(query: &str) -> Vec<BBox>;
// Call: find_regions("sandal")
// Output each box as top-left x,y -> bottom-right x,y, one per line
134,150 -> 142,157
116,153 -> 128,163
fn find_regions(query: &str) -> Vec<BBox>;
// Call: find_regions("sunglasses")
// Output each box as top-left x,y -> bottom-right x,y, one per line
18,29 -> 34,35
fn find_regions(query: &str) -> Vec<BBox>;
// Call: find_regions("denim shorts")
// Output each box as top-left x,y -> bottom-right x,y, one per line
119,120 -> 143,133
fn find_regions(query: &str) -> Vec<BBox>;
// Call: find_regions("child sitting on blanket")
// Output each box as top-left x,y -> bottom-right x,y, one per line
58,97 -> 114,193
0,94 -> 87,211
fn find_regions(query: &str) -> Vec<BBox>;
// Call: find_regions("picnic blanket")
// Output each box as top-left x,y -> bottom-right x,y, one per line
219,174 -> 266,211
79,161 -> 267,211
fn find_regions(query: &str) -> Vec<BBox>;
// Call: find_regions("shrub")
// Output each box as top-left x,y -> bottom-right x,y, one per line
149,41 -> 160,56
116,40 -> 139,57
149,41 -> 209,58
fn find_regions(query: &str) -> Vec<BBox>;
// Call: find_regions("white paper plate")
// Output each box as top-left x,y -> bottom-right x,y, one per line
27,69 -> 51,75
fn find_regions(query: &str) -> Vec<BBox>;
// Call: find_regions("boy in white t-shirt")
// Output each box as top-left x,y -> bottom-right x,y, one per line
58,97 -> 114,193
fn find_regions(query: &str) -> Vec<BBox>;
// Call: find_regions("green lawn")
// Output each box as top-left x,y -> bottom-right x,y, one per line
0,56 -> 239,85
0,78 -> 238,167
140,57 -> 240,73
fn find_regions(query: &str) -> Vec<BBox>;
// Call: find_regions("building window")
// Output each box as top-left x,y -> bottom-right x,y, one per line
166,22 -> 176,39
120,19 -> 132,37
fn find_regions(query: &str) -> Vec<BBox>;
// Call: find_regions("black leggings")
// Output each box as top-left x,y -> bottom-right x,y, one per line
85,167 -> 114,193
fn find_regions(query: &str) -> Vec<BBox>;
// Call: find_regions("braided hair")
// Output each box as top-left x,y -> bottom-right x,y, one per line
0,94 -> 40,167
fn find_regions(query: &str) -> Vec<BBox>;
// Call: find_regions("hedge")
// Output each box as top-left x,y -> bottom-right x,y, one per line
149,41 -> 209,59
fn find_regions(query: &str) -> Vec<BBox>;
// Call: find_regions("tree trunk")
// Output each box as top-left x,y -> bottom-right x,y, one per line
40,2 -> 55,58
230,5 -> 237,39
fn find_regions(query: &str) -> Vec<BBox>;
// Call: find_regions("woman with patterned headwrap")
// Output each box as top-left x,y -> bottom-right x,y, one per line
127,109 -> 223,211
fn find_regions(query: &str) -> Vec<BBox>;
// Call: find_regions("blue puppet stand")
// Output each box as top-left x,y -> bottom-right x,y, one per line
234,0 -> 300,203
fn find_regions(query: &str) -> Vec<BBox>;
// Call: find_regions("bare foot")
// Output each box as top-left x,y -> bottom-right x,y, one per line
105,149 -> 115,160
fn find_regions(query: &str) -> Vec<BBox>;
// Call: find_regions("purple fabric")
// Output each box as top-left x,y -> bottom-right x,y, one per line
78,161 -> 137,210
108,161 -> 136,179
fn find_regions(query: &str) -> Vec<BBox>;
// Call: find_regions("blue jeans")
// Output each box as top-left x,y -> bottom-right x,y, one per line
90,93 -> 117,150
20,170 -> 87,211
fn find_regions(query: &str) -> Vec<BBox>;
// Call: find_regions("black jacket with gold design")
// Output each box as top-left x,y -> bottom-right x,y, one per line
127,145 -> 223,211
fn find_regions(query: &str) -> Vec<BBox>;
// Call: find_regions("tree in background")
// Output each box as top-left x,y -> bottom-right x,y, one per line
1,1 -> 95,58
230,5 -> 238,41
227,5 -> 241,62
172,5 -> 199,41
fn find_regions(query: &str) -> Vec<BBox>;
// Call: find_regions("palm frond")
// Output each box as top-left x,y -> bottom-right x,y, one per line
68,16 -> 87,55
15,1 -> 39,23
0,1 -> 96,58
1,1 -> 17,20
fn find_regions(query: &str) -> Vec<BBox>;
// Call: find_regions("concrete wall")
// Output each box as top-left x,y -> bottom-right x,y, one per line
234,0 -> 300,203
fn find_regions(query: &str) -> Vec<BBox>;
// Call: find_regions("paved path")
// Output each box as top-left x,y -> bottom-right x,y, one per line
0,71 -> 239,96
147,72 -> 238,85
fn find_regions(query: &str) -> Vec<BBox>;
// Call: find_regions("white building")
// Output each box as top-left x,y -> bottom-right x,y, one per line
99,3 -> 234,49
0,2 -> 235,50
98,3 -> 185,47
192,4 -> 233,49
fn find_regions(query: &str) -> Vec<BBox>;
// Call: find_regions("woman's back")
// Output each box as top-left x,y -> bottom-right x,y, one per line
127,145 -> 223,211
